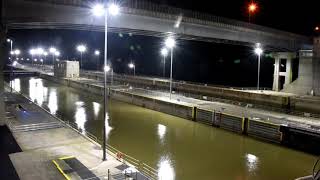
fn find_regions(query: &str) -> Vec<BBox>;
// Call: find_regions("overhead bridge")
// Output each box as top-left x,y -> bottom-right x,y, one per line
2,0 -> 312,51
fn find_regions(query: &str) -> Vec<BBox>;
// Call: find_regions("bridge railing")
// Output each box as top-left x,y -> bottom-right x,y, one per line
24,0 -> 309,43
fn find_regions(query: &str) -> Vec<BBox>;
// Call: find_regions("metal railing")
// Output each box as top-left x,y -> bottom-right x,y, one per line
24,0 -> 309,42
4,83 -> 159,180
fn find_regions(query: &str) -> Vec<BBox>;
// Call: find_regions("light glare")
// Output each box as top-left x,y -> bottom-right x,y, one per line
108,4 -> 120,16
161,48 -> 168,57
104,65 -> 111,72
77,45 -> 87,53
92,4 -> 105,17
165,37 -> 175,49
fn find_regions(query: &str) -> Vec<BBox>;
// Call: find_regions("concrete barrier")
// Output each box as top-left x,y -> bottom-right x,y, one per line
247,119 -> 282,143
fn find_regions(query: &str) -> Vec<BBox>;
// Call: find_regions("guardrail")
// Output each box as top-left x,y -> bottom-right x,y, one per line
24,0 -> 309,43
4,83 -> 159,180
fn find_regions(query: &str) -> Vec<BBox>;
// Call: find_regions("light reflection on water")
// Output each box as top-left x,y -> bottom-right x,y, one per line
93,102 -> 100,119
48,89 -> 58,115
246,153 -> 259,172
29,78 -> 47,106
12,78 -> 21,92
158,156 -> 175,180
75,101 -> 86,132
158,124 -> 166,142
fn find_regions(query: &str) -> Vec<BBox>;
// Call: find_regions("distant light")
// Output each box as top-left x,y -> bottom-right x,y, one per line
7,39 -> 11,42
92,4 -> 105,17
16,57 -> 19,60
165,37 -> 176,49
249,3 -> 257,12
43,51 -> 48,56
27,58 -> 30,61
104,65 -> 111,72
36,47 -> 44,55
12,61 -> 18,66
108,4 -> 120,16
77,45 -> 87,53
94,50 -> 100,56
161,48 -> 168,57
49,47 -> 57,53
10,51 -> 14,55
30,49 -> 36,55
21,58 -> 24,60
40,59 -> 43,62
34,58 -> 37,62
14,49 -> 21,55
316,26 -> 320,31
128,63 -> 135,69
54,51 -> 60,56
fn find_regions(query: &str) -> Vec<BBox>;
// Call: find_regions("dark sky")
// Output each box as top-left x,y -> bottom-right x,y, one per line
7,0 -> 317,88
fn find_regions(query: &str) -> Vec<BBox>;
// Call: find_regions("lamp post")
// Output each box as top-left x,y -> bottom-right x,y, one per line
248,2 -> 257,23
254,43 -> 263,90
7,39 -> 13,92
94,50 -> 100,71
77,44 -> 86,68
49,47 -> 57,65
29,49 -> 35,65
165,37 -> 176,100
161,48 -> 168,77
128,62 -> 135,76
92,2 -> 120,161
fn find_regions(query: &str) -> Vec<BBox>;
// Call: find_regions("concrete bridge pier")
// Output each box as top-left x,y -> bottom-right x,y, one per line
272,52 -> 296,91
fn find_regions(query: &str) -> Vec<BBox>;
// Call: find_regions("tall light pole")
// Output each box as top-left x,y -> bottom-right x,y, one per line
7,39 -> 13,92
92,2 -> 120,161
128,62 -> 135,76
77,44 -> 86,69
161,48 -> 168,77
94,50 -> 100,71
49,47 -> 57,65
248,2 -> 258,23
29,49 -> 35,65
254,43 -> 263,90
165,37 -> 176,100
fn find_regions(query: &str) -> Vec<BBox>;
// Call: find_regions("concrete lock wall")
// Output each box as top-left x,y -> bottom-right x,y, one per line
39,74 -> 320,154
81,71 -> 290,109
247,119 -> 282,143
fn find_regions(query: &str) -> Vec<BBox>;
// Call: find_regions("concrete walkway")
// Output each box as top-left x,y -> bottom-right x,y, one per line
4,92 -> 125,180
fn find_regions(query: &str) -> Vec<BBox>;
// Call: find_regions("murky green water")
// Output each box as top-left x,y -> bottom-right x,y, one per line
10,76 -> 316,180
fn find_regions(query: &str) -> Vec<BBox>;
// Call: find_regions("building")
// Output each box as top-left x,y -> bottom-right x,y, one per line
54,61 -> 79,78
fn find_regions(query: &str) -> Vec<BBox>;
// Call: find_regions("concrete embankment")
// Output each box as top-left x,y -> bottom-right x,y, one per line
40,74 -> 320,155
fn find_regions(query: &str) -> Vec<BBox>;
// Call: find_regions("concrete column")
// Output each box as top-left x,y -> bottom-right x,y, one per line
272,58 -> 280,91
272,52 -> 296,91
284,57 -> 293,86
313,36 -> 320,95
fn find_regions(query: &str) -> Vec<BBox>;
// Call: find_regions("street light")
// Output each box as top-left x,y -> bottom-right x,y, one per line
92,2 -> 120,161
49,47 -> 57,65
77,44 -> 86,68
7,38 -> 14,92
165,37 -> 176,100
94,50 -> 100,70
128,62 -> 135,76
254,43 -> 263,90
248,2 -> 258,23
161,48 -> 168,77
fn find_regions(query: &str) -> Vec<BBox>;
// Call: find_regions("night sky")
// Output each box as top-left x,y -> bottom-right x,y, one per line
6,0 -> 318,88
